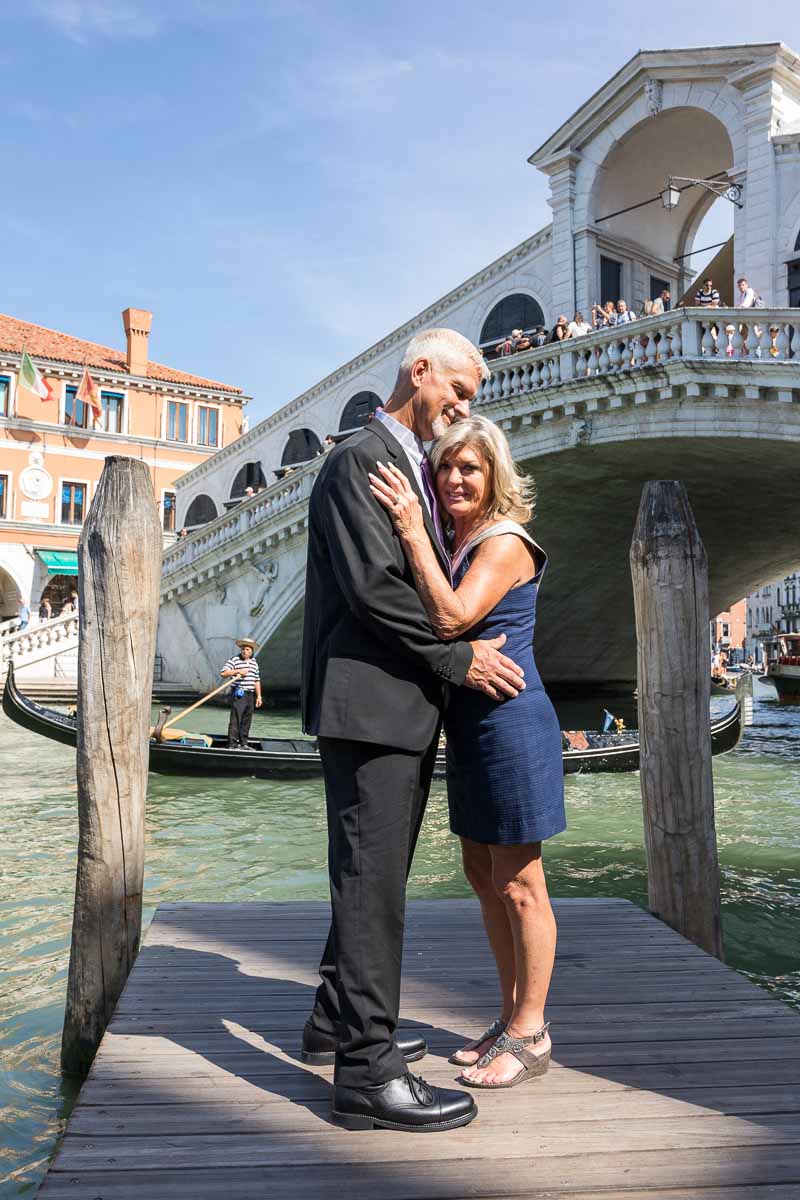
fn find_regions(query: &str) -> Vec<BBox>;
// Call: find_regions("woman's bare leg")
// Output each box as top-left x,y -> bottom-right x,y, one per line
452,837 -> 516,1064
461,842 -> 556,1085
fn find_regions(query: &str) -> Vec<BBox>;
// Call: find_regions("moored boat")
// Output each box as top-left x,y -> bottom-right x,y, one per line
2,663 -> 745,778
762,633 -> 800,705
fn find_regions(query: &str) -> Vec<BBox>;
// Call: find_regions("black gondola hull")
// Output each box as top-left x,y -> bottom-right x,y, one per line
2,665 -> 743,779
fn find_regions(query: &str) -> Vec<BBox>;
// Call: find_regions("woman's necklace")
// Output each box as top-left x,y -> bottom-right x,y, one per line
451,517 -> 493,562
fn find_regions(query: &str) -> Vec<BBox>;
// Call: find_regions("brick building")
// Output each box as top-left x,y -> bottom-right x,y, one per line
0,308 -> 249,619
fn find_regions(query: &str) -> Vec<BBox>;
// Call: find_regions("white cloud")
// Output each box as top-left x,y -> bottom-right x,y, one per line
31,0 -> 163,42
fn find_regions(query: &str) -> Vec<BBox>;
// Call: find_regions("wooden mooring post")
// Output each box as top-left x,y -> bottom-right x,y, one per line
630,480 -> 723,960
61,457 -> 162,1074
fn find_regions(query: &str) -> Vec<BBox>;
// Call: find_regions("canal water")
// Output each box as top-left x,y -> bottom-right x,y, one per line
1,683 -> 798,1195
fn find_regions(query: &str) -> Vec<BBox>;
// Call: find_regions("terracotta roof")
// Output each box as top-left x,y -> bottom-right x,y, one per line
0,313 -> 242,395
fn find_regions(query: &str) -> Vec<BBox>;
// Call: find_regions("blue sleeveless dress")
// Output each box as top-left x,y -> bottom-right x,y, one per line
444,524 -> 566,845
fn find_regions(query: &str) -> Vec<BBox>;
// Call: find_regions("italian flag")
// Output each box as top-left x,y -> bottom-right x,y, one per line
77,366 -> 102,423
19,350 -> 55,402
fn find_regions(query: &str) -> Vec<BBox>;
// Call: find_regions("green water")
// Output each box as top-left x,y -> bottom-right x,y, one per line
1,685 -> 798,1195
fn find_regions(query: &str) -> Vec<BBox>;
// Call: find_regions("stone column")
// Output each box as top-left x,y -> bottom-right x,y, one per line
733,66 -> 783,303
542,151 -> 581,320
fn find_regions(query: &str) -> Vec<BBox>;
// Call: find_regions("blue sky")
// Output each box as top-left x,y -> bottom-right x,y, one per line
1,1 -> 798,422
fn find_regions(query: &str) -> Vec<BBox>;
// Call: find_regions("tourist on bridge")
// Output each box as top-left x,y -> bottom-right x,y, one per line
301,327 -> 525,1133
372,414 -> 565,1092
38,596 -> 52,623
549,314 -> 569,341
695,276 -> 721,306
567,311 -> 592,337
221,637 -> 262,749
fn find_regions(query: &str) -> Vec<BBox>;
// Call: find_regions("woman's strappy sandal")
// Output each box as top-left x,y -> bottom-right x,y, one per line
460,1022 -> 551,1088
448,1018 -> 506,1066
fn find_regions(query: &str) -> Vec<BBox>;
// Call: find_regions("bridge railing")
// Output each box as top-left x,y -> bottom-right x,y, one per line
1,612 -> 80,674
162,457 -> 323,581
477,306 -> 800,406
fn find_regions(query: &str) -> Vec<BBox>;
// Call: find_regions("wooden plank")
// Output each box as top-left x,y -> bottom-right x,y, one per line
37,1149 -> 800,1198
82,1038 -> 800,1081
105,998 -> 789,1035
66,1085 -> 800,1135
95,1015 -> 800,1055
76,1058 -> 800,1106
37,1180 -> 800,1200
52,1112 -> 800,1171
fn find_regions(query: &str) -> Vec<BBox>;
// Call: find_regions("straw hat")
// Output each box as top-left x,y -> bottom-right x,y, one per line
235,637 -> 258,652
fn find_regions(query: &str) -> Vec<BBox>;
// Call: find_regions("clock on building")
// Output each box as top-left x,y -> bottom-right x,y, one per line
20,465 -> 53,501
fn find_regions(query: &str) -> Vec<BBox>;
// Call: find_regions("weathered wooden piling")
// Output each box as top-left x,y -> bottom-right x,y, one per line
630,480 -> 723,960
61,457 -> 162,1074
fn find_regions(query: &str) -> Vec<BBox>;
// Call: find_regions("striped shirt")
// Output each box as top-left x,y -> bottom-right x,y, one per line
695,286 -> 720,306
223,656 -> 260,692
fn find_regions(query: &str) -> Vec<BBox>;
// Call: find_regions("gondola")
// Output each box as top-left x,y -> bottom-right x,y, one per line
2,663 -> 745,779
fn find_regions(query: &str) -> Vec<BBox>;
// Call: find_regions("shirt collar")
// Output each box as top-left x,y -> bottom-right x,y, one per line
374,408 -> 426,465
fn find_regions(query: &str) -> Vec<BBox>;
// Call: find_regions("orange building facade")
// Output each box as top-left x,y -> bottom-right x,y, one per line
712,599 -> 747,664
0,308 -> 249,619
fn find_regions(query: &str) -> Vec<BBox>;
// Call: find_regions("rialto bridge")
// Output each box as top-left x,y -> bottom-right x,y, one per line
157,43 -> 800,694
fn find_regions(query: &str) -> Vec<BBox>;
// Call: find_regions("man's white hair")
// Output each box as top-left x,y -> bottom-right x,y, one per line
399,328 -> 490,382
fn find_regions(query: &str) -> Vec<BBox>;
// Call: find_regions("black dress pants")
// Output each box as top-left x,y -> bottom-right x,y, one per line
227,692 -> 255,748
310,730 -> 440,1087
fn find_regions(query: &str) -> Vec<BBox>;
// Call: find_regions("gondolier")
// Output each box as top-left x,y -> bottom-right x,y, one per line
221,638 -> 262,749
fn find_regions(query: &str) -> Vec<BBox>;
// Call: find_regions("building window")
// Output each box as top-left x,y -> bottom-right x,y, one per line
282,428 -> 322,465
0,375 -> 10,417
0,474 -> 8,518
197,406 -> 218,447
479,295 -> 545,351
167,401 -> 188,442
230,462 -> 266,498
338,392 -> 382,432
650,276 -> 670,301
101,391 -> 123,433
184,493 -> 218,528
64,386 -> 90,429
162,492 -> 176,532
600,257 -> 623,305
61,481 -> 86,525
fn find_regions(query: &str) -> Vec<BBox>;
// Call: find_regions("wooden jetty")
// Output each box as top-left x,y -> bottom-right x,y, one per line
38,897 -> 800,1198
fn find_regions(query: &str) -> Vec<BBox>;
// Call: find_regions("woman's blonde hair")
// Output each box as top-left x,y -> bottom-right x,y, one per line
429,415 -> 535,524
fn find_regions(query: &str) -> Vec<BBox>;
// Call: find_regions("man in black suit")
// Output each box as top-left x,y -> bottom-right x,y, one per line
300,328 -> 525,1132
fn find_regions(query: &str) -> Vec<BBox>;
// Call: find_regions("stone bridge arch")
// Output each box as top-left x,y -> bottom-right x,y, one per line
506,396 -> 800,686
252,562 -> 306,693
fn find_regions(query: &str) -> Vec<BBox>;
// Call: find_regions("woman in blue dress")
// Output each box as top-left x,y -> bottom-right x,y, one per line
369,414 -> 566,1091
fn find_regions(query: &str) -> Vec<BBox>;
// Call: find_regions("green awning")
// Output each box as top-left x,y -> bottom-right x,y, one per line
37,550 -> 79,576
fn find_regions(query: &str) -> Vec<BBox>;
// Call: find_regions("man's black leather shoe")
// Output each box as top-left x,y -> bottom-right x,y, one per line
331,1072 -> 477,1132
301,1021 -> 427,1066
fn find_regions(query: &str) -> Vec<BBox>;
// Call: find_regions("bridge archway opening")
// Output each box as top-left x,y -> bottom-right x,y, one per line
184,493 -> 218,529
589,107 -> 734,308
480,294 -> 545,349
281,428 -> 321,466
0,565 -> 21,620
676,195 -> 734,304
230,462 -> 267,499
39,574 -> 77,613
339,391 -> 381,432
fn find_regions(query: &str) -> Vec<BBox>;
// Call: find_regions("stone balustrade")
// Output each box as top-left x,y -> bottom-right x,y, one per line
1,612 -> 80,674
160,457 -> 322,593
476,307 -> 800,413
0,616 -> 23,640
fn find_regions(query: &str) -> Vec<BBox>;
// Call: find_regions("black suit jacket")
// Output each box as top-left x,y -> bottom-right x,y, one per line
301,419 -> 473,752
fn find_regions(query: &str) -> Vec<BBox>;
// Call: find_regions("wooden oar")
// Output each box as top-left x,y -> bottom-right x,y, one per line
150,678 -> 234,742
